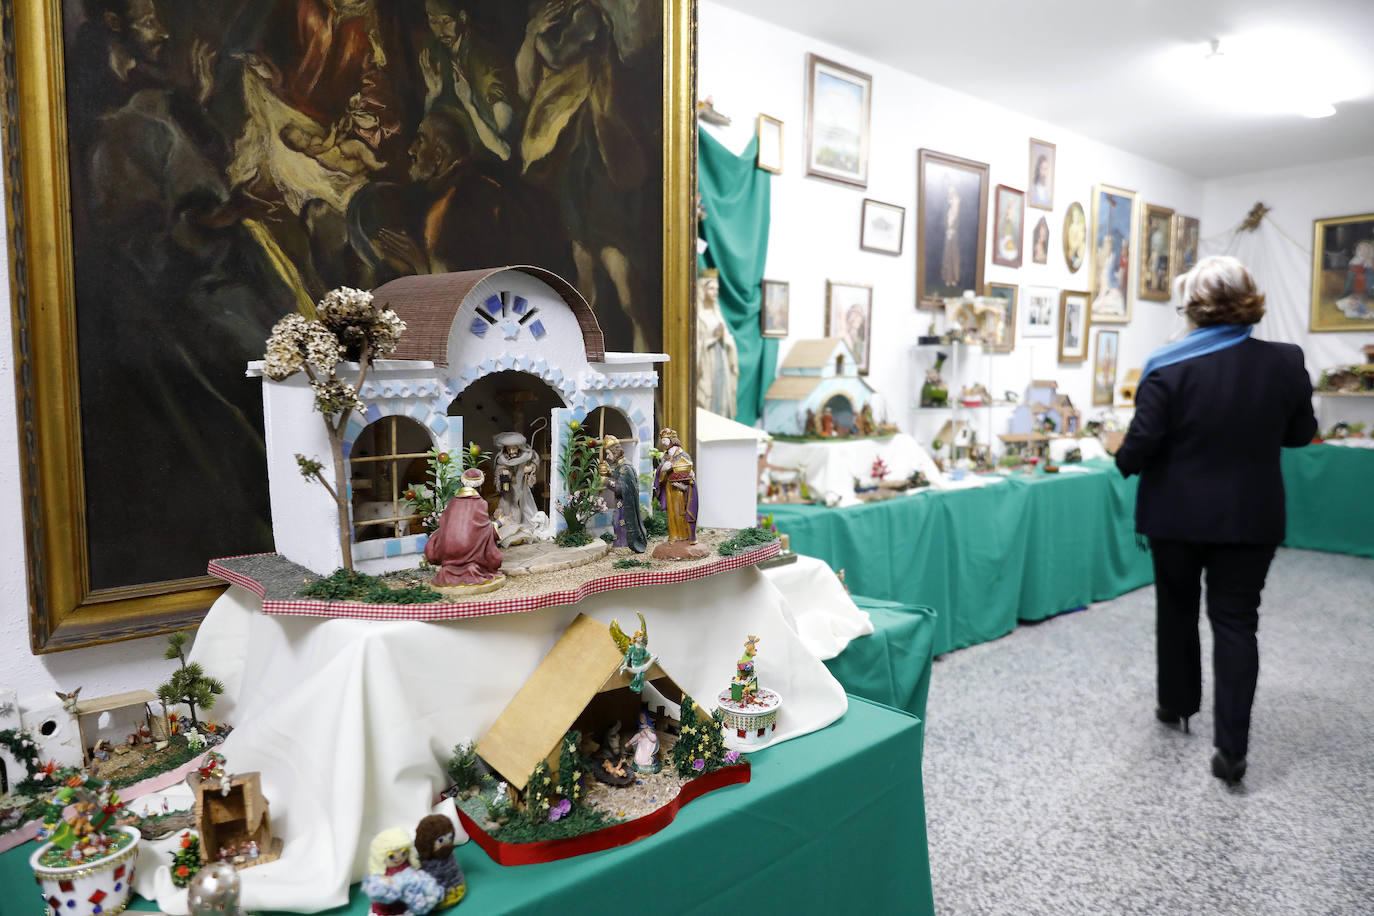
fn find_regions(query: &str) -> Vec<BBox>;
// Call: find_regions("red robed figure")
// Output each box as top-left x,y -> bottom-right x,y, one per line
425,492 -> 503,586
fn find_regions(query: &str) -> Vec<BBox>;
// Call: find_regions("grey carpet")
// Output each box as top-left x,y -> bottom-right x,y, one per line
922,548 -> 1374,915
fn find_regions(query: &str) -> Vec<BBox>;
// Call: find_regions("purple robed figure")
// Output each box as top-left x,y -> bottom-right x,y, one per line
652,427 -> 698,543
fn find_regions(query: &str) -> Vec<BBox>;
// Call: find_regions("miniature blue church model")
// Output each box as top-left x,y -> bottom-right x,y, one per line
762,338 -> 876,436
251,267 -> 666,576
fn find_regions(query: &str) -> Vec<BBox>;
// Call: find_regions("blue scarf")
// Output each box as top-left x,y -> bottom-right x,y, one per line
1140,324 -> 1253,382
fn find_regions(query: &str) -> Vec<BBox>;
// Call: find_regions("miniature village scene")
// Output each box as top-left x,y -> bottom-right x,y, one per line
441,614 -> 750,858
211,268 -> 779,619
763,338 -> 900,441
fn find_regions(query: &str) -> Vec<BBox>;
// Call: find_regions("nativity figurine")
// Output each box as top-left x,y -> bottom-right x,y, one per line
493,431 -> 546,546
424,468 -> 505,590
611,612 -> 657,694
414,814 -> 467,910
651,427 -> 707,559
623,710 -> 661,775
599,435 -> 647,553
696,270 -> 739,418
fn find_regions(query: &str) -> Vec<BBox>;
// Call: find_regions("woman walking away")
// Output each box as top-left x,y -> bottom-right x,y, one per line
1115,256 -> 1317,786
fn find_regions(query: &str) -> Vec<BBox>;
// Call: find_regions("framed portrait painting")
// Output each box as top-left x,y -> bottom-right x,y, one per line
756,113 -> 783,175
985,282 -> 1018,352
1093,330 -> 1120,406
1028,138 -> 1055,210
860,199 -> 905,255
992,185 -> 1025,268
1,0 -> 698,651
1058,290 -> 1090,362
1023,286 -> 1056,338
916,149 -> 989,308
826,281 -> 873,374
1063,201 -> 1087,273
1090,184 -> 1139,324
1310,212 -> 1374,331
761,280 -> 790,338
1031,216 -> 1050,265
1139,204 -> 1176,302
1174,215 -> 1200,276
805,54 -> 872,187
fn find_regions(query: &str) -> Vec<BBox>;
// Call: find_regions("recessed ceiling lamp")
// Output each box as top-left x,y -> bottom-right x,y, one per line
1199,33 -> 1354,119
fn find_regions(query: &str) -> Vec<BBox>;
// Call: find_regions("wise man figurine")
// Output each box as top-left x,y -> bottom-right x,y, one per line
600,435 -> 647,553
424,468 -> 505,591
651,427 -> 708,559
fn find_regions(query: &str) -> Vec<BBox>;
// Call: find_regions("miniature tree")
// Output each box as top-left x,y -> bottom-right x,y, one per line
447,740 -> 480,794
671,695 -> 706,778
405,443 -> 490,532
524,760 -> 556,824
170,832 -> 202,888
553,730 -> 583,808
554,421 -> 607,547
156,631 -> 224,731
262,288 -> 406,570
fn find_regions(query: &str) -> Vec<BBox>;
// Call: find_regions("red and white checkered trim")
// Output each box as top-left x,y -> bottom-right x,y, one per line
208,541 -> 782,621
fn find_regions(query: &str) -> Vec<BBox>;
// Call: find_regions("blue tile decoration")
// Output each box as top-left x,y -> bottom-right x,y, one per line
632,409 -> 645,424
428,415 -> 448,435
484,294 -> 504,316
512,295 -> 528,315
469,317 -> 488,338
528,319 -> 547,339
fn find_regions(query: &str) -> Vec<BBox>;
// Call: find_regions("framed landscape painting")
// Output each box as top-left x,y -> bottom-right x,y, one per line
916,149 -> 989,308
1139,204 -> 1176,302
992,185 -> 1025,268
1174,215 -> 1200,276
826,281 -> 874,373
1309,212 -> 1374,331
985,282 -> 1018,352
805,54 -> 872,187
1093,330 -> 1120,405
1090,184 -> 1138,324
860,199 -> 905,255
1058,291 -> 1090,362
1,0 -> 698,651
761,279 -> 790,338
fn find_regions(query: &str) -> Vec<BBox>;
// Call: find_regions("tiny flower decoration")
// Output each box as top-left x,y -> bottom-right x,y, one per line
725,750 -> 740,764
548,798 -> 573,822
692,758 -> 705,772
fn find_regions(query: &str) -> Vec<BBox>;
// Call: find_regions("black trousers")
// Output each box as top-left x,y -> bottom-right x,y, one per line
1149,539 -> 1277,757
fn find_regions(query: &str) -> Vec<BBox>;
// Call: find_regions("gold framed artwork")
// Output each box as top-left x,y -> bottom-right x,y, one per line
1063,201 -> 1087,273
985,282 -> 1018,353
1139,203 -> 1176,302
992,184 -> 1025,268
1,0 -> 699,652
1310,212 -> 1374,331
1093,330 -> 1120,406
756,113 -> 783,175
1028,138 -> 1055,210
761,279 -> 790,338
1058,290 -> 1091,363
825,281 -> 874,374
1174,215 -> 1200,276
1090,183 -> 1139,324
916,149 -> 989,308
860,199 -> 905,255
804,54 -> 872,188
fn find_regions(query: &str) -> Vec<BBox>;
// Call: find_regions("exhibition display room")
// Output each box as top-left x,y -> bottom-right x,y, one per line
0,0 -> 1371,914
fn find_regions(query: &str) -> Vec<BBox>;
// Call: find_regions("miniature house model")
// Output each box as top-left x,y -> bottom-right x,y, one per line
191,770 -> 283,869
935,419 -> 977,462
1007,380 -> 1080,438
477,614 -> 688,798
252,267 -> 666,575
763,338 -> 876,436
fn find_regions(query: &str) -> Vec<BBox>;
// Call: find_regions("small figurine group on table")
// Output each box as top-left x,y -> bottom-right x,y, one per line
363,814 -> 467,915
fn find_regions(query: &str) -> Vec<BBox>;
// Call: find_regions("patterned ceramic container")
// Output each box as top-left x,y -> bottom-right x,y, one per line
29,827 -> 140,916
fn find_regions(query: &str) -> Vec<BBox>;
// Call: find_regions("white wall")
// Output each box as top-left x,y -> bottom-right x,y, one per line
699,1 -> 1205,449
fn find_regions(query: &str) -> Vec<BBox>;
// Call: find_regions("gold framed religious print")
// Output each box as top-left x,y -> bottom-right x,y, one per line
1063,201 -> 1087,273
1174,215 -> 1200,276
1,0 -> 699,651
1028,138 -> 1055,210
1310,212 -> 1374,331
825,281 -> 874,374
985,282 -> 1018,352
761,279 -> 790,338
916,149 -> 989,308
1090,184 -> 1138,324
1093,330 -> 1120,405
1139,203 -> 1176,302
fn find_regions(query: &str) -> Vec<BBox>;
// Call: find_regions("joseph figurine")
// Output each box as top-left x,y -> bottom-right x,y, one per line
652,428 -> 699,544
600,436 -> 647,553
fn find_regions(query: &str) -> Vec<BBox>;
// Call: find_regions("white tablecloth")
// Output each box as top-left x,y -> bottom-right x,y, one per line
185,566 -> 847,911
762,555 -> 874,660
767,433 -> 964,506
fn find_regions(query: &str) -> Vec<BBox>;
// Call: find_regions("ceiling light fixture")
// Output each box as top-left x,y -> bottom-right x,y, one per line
1193,31 -> 1358,120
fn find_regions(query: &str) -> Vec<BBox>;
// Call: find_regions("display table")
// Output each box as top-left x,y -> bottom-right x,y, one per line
766,432 -> 949,505
0,698 -> 933,916
768,461 -> 1152,655
826,597 -> 938,723
1282,444 -> 1374,558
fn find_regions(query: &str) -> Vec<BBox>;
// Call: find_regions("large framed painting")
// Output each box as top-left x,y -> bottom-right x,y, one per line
804,54 -> 871,188
1090,183 -> 1138,324
992,184 -> 1025,268
1093,330 -> 1120,406
1139,203 -> 1176,302
916,149 -> 989,309
1,0 -> 698,652
1174,215 -> 1200,277
825,281 -> 874,374
985,282 -> 1017,352
1310,212 -> 1374,331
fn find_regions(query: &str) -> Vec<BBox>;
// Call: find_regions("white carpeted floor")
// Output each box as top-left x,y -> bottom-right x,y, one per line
922,548 -> 1374,915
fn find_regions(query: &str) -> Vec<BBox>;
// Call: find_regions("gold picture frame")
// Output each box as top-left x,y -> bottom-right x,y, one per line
804,53 -> 872,188
1090,183 -> 1138,324
1057,290 -> 1091,363
1310,212 -> 1374,332
825,280 -> 874,374
756,113 -> 783,175
916,149 -> 989,308
1138,203 -> 1176,302
2,0 -> 699,652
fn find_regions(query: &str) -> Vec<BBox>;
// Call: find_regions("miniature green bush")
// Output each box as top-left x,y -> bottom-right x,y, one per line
644,510 -> 669,539
554,529 -> 592,548
299,568 -> 443,604
612,558 -> 652,570
717,526 -> 778,557
447,740 -> 480,793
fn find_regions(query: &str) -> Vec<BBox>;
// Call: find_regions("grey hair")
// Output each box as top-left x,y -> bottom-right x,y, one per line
1173,255 -> 1266,326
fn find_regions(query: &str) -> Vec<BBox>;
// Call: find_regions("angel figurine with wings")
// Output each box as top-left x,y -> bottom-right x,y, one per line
610,613 -> 658,694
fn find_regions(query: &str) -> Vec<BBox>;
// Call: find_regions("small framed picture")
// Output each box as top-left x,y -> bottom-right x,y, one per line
985,282 -> 1018,352
756,114 -> 783,175
1031,216 -> 1050,264
1058,290 -> 1090,362
1023,285 -> 1056,338
1063,201 -> 1087,273
1311,212 -> 1374,331
825,280 -> 873,373
992,184 -> 1025,267
1139,203 -> 1176,302
805,54 -> 872,188
1093,329 -> 1120,406
1174,215 -> 1200,276
761,279 -> 790,338
1028,138 -> 1056,210
860,199 -> 905,255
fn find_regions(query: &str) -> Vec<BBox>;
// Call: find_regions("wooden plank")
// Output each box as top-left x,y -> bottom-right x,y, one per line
72,689 -> 157,716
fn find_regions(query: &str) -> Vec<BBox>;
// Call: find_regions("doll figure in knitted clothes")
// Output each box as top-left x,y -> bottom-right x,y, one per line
414,814 -> 467,909
424,468 -> 504,587
362,827 -> 443,916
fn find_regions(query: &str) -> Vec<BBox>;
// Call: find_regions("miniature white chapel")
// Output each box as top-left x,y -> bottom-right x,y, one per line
251,266 -> 666,576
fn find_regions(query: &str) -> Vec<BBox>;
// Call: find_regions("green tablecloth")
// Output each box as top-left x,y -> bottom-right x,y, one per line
1282,445 -> 1374,558
0,698 -> 933,916
769,461 -> 1153,656
826,597 -> 937,723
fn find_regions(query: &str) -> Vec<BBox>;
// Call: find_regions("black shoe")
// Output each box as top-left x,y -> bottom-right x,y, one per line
1156,706 -> 1191,734
1211,749 -> 1247,786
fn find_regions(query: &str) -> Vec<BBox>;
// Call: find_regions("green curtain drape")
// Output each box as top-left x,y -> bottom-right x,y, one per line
697,129 -> 775,425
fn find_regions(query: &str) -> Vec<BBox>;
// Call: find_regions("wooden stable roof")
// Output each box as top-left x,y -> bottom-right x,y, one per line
765,376 -> 823,401
72,690 -> 156,717
780,338 -> 849,370
373,266 -> 605,366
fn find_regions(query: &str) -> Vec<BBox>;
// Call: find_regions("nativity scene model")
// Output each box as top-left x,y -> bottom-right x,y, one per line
213,267 -> 781,620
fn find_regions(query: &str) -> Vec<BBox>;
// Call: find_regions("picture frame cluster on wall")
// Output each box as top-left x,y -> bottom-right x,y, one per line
805,53 -> 873,188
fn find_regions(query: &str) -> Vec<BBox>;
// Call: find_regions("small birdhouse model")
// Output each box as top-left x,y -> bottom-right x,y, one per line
763,338 -> 876,436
